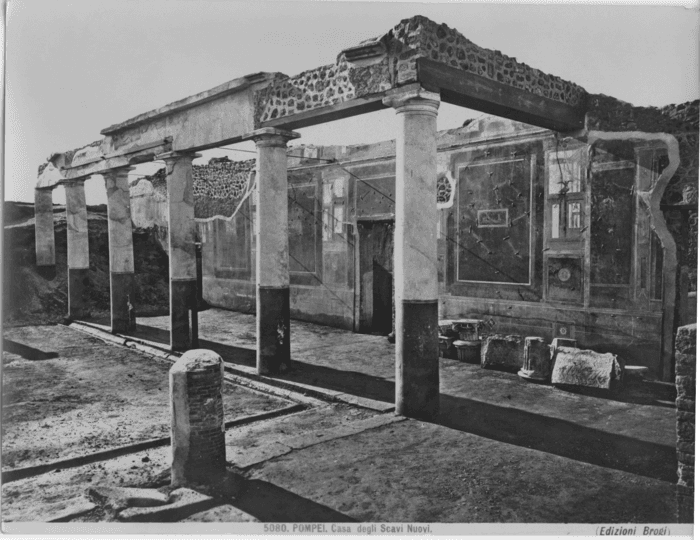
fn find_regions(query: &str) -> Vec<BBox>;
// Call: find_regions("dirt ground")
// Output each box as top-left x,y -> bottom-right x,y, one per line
0,314 -> 682,525
2,325 -> 291,471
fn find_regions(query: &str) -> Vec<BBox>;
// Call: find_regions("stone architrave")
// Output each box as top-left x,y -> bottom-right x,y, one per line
64,179 -> 90,319
518,337 -> 551,381
34,188 -> 56,267
383,85 -> 441,421
481,334 -> 524,372
157,151 -> 201,352
242,128 -> 300,376
103,167 -> 136,333
551,347 -> 624,391
170,349 -> 226,487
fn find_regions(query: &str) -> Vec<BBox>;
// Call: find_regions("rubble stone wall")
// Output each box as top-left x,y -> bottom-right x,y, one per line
255,15 -> 587,126
675,323 -> 696,522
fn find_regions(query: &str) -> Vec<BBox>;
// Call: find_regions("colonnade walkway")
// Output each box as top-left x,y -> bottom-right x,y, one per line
83,307 -> 678,486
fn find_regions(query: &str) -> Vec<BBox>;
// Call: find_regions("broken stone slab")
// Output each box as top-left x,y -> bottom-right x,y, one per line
182,504 -> 260,522
117,488 -> 216,522
518,337 -> 551,382
87,485 -> 169,511
551,347 -> 624,391
550,337 -> 577,351
481,334 -> 524,372
36,495 -> 96,522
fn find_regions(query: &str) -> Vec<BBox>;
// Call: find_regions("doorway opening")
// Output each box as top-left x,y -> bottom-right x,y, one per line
357,219 -> 394,335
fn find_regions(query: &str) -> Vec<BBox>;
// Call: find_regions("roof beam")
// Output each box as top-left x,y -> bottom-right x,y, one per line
417,58 -> 585,132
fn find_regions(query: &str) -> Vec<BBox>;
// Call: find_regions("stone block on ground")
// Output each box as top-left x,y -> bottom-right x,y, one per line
118,488 -> 215,522
182,504 -> 260,522
453,340 -> 481,363
87,486 -> 169,511
551,337 -> 577,350
481,334 -> 524,372
551,347 -> 624,391
518,337 -> 551,382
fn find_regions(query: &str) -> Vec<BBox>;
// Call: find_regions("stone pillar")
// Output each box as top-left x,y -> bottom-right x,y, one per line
170,349 -> 225,486
243,128 -> 300,375
675,323 -> 696,523
34,188 -> 56,267
157,151 -> 201,352
383,86 -> 441,420
64,179 -> 90,319
103,167 -> 136,333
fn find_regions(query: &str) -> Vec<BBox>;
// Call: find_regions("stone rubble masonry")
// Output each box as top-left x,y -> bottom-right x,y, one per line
170,349 -> 226,487
481,334 -> 524,372
254,15 -> 587,126
675,323 -> 696,523
550,347 -> 624,391
518,337 -> 551,382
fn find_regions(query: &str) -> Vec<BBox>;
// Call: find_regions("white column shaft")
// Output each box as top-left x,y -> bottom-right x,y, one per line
104,169 -> 134,273
65,180 -> 89,269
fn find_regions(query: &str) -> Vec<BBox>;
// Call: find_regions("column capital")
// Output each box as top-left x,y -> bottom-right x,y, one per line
102,165 -> 135,178
62,177 -> 89,188
382,84 -> 440,114
242,128 -> 301,148
155,151 -> 202,163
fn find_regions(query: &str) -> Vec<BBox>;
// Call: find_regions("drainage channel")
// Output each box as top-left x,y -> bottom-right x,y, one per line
1,403 -> 306,484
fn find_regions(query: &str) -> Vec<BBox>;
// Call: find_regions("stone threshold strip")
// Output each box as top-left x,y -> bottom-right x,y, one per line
69,320 -> 395,413
1,403 -> 306,485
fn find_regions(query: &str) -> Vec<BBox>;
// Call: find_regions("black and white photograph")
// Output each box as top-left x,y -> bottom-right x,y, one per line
2,0 -> 698,535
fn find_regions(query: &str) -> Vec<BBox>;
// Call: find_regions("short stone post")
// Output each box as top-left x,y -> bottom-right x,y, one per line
170,349 -> 226,487
675,323 -> 696,523
518,337 -> 551,382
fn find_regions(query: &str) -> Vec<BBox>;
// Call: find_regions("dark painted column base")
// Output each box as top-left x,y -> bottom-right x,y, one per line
67,268 -> 90,320
110,272 -> 136,333
170,279 -> 198,352
257,286 -> 291,375
396,300 -> 440,421
37,265 -> 57,281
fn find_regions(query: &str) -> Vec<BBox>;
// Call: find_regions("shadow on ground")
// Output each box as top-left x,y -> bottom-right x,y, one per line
234,479 -> 357,523
106,321 -> 677,485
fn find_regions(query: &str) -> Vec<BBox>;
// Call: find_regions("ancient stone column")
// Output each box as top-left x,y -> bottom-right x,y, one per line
383,86 -> 441,420
170,349 -> 226,486
103,167 -> 136,333
34,188 -> 56,267
158,151 -> 201,352
243,128 -> 300,375
64,179 -> 90,319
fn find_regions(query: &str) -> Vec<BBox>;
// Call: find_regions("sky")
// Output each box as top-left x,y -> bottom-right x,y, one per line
4,0 -> 699,205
